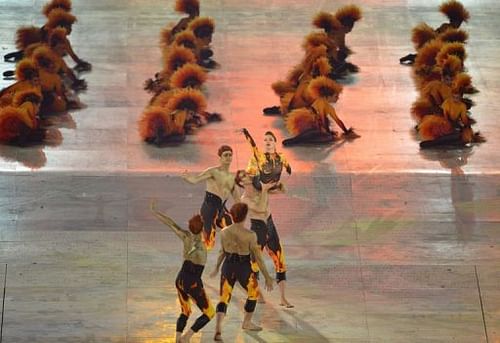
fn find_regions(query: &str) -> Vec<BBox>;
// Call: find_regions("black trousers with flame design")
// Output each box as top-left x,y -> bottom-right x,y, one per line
250,215 -> 287,282
216,254 -> 259,314
200,191 -> 232,250
175,261 -> 215,333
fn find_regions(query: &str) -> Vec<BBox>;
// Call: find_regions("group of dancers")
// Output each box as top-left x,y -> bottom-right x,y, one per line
400,0 -> 485,148
139,0 -> 221,146
0,0 -> 90,145
263,5 -> 363,146
151,129 -> 293,342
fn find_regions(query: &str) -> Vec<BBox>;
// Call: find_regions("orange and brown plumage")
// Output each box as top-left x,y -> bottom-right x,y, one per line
188,17 -> 215,39
439,0 -> 470,24
334,5 -> 363,28
48,27 -> 67,48
15,59 -> 39,81
174,0 -> 200,16
302,32 -> 334,51
12,88 -> 43,107
163,46 -> 197,75
170,63 -> 207,89
414,40 -> 444,69
302,45 -> 328,74
439,28 -> 468,44
312,57 -> 332,77
439,55 -> 463,78
285,108 -> 318,135
32,46 -> 60,73
159,25 -> 173,48
412,23 -> 437,50
150,90 -> 174,108
42,0 -> 72,17
46,9 -> 77,29
312,11 -> 342,32
418,114 -> 454,141
0,106 -> 36,143
174,30 -> 197,50
411,98 -> 437,122
286,65 -> 305,85
452,72 -> 473,95
138,106 -> 177,141
436,42 -> 466,66
308,76 -> 342,101
271,80 -> 295,97
166,88 -> 207,114
15,26 -> 43,50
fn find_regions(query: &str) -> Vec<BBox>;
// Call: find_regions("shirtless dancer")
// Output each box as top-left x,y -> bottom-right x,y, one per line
210,202 -> 274,341
182,145 -> 239,249
237,170 -> 293,308
150,200 -> 214,343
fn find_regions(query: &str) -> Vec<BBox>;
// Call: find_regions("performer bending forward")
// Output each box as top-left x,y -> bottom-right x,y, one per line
211,203 -> 274,341
150,200 -> 214,343
182,145 -> 239,249
237,170 -> 293,307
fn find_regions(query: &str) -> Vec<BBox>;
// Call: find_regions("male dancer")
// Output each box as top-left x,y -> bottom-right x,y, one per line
237,170 -> 293,307
210,203 -> 274,341
150,200 -> 214,343
182,145 -> 239,249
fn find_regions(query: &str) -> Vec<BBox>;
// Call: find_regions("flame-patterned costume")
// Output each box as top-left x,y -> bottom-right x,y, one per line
243,128 -> 291,189
175,260 -> 215,335
250,215 -> 287,282
216,253 -> 259,315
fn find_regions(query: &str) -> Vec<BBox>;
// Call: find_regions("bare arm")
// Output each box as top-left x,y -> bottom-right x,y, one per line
64,37 -> 86,65
150,200 -> 188,240
250,234 -> 274,290
231,184 -> 241,202
210,248 -> 226,277
182,168 -> 213,184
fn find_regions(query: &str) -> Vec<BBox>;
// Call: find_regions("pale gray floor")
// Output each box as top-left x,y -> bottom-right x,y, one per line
0,0 -> 499,342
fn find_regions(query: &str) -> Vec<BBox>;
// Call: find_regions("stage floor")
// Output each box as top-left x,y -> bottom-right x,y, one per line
0,0 -> 499,342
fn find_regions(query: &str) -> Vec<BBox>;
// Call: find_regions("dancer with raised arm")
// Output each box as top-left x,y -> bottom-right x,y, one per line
182,145 -> 239,249
242,128 -> 291,191
150,200 -> 214,343
237,170 -> 293,307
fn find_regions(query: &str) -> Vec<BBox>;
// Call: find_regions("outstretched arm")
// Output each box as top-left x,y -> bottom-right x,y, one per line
242,128 -> 262,175
182,168 -> 213,184
326,104 -> 349,133
64,37 -> 88,66
150,200 -> 188,240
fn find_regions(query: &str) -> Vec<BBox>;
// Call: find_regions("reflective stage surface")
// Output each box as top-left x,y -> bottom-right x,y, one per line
0,0 -> 499,342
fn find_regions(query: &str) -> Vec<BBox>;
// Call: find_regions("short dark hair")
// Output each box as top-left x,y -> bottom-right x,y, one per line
230,203 -> 248,223
188,214 -> 203,234
218,145 -> 233,157
235,170 -> 246,187
264,131 -> 277,142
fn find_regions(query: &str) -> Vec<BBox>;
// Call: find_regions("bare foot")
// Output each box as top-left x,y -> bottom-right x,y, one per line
279,299 -> 294,308
214,332 -> 223,341
257,292 -> 266,304
179,333 -> 193,343
242,322 -> 263,331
